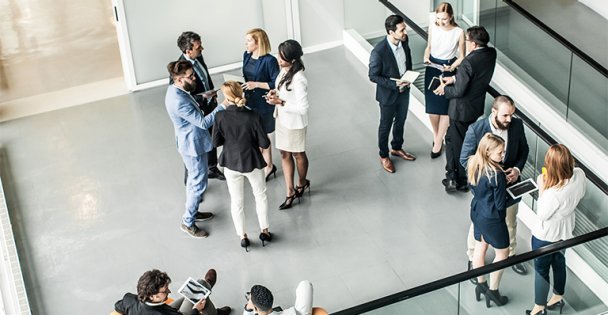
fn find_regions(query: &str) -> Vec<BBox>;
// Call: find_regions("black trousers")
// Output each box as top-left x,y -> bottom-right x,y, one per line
445,119 -> 475,185
378,92 -> 410,158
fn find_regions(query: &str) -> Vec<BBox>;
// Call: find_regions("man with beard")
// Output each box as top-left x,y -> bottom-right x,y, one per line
460,95 -> 530,278
174,31 -> 225,181
165,61 -> 225,238
369,14 -> 417,174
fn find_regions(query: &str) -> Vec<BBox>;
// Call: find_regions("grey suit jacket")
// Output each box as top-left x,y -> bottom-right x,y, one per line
165,84 -> 224,157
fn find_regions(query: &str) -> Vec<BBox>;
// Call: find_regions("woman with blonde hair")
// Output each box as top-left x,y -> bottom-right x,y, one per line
212,81 -> 272,252
242,28 -> 280,180
423,2 -> 465,158
526,144 -> 586,315
467,133 -> 510,307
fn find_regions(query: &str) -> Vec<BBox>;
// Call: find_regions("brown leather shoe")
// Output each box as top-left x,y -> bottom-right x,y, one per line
390,149 -> 416,161
380,157 -> 395,173
204,268 -> 217,288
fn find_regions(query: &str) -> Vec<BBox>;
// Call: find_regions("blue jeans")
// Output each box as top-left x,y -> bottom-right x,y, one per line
532,236 -> 566,306
378,93 -> 410,158
181,154 -> 209,226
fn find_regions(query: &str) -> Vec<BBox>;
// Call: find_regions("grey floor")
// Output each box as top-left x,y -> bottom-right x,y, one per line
0,46 -> 601,314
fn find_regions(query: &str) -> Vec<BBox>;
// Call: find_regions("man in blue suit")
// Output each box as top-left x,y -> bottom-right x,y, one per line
165,61 -> 225,238
369,14 -> 417,174
460,95 -> 530,277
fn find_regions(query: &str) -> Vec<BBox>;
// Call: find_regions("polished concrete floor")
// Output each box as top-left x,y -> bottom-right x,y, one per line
0,46 -> 602,314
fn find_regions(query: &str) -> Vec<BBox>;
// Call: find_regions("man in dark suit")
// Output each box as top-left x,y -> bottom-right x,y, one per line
435,26 -> 496,192
175,31 -> 225,180
460,95 -> 530,278
369,14 -> 417,174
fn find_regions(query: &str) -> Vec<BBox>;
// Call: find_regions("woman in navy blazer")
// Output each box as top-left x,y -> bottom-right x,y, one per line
242,28 -> 280,180
467,133 -> 510,307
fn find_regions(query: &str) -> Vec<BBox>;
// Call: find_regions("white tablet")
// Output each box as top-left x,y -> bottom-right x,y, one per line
507,178 -> 539,199
178,277 -> 211,305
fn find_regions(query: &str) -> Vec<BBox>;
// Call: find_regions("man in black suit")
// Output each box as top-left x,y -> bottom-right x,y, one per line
460,95 -> 530,277
369,14 -> 417,174
435,26 -> 496,192
175,31 -> 225,180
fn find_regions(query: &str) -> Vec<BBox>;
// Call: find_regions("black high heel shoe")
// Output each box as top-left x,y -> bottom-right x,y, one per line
265,164 -> 277,181
485,289 -> 508,307
240,237 -> 250,252
430,141 -> 443,159
279,194 -> 299,210
475,282 -> 489,301
259,232 -> 272,247
525,308 -> 547,315
295,179 -> 311,197
546,299 -> 565,314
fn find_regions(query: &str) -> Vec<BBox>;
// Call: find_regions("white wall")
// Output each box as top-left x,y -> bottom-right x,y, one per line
298,0 -> 344,47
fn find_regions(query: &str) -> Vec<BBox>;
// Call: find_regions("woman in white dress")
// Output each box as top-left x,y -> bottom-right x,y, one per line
423,2 -> 465,158
265,40 -> 310,210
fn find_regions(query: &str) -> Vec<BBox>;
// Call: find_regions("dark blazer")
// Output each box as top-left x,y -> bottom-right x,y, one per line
242,52 -> 280,114
460,117 -> 529,174
369,36 -> 413,105
471,171 -> 507,220
170,54 -> 217,114
212,105 -> 270,173
444,47 -> 497,122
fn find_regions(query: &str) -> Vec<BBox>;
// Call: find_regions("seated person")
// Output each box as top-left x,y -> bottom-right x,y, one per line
114,268 -> 231,315
244,280 -> 313,315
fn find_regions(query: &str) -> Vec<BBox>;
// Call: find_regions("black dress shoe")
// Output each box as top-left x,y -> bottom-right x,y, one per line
512,263 -> 528,275
195,212 -> 214,222
208,167 -> 226,180
456,183 -> 470,192
443,179 -> 457,192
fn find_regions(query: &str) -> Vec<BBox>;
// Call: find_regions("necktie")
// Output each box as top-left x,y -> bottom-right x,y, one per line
395,45 -> 406,76
192,59 -> 210,91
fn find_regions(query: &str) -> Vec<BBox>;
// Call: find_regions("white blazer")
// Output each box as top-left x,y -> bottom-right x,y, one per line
274,70 -> 309,129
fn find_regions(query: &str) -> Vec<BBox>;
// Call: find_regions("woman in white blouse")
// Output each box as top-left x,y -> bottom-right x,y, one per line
526,144 -> 586,315
423,2 -> 465,158
265,40 -> 310,210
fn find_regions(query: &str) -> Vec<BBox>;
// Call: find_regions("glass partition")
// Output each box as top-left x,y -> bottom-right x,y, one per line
356,238 -> 608,315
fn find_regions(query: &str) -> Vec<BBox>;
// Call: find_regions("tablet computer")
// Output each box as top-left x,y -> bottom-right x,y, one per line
507,178 -> 539,199
178,277 -> 211,305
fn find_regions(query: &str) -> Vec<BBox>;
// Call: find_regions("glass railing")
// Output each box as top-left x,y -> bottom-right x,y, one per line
333,228 -> 608,315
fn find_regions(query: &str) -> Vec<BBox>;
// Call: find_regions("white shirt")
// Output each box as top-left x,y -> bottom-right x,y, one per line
429,12 -> 463,60
488,116 -> 509,158
387,36 -> 406,76
532,168 -> 586,242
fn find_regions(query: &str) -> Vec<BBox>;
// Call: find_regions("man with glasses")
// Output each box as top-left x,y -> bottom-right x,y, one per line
114,269 -> 231,315
434,26 -> 497,193
166,60 -> 225,238
174,31 -> 225,181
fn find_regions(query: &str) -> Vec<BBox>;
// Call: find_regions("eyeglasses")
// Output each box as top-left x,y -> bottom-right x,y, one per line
158,288 -> 171,294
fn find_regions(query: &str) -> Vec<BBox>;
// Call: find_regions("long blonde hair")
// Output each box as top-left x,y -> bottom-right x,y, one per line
221,81 -> 246,107
246,28 -> 271,56
467,133 -> 505,186
543,144 -> 575,190
435,2 -> 458,27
